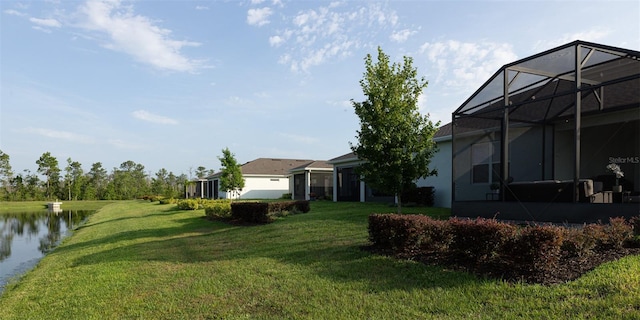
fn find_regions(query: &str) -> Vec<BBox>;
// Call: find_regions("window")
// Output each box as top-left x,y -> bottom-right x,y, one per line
472,141 -> 501,184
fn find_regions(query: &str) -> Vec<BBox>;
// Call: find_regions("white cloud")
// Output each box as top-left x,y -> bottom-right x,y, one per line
419,40 -> 517,91
24,127 -> 95,144
269,35 -> 285,47
30,17 -> 62,28
4,9 -> 26,17
195,5 -> 209,11
247,7 -> 272,26
132,110 -> 178,125
32,26 -> 53,33
533,28 -> 611,52
390,28 -> 415,43
272,3 -> 399,72
77,0 -> 205,72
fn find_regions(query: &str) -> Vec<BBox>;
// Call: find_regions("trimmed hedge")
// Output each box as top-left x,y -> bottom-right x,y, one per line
204,200 -> 232,220
229,200 -> 311,224
368,214 -> 639,280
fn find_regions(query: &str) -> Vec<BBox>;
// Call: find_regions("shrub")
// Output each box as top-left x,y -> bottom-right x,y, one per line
176,199 -> 201,210
204,200 -> 232,220
506,225 -> 564,273
159,198 -> 178,205
448,217 -> 517,264
280,193 -> 292,200
629,215 -> 640,236
561,226 -> 597,258
368,214 -> 451,255
602,217 -> 633,250
231,202 -> 270,224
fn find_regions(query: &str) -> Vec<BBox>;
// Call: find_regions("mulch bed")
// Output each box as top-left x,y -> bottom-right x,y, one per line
364,245 -> 640,285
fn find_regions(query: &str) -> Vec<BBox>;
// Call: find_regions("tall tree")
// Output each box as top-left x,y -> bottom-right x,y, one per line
85,162 -> 108,200
36,152 -> 61,200
195,166 -> 208,179
350,47 -> 439,213
107,160 -> 149,200
151,168 -> 169,196
0,150 -> 14,200
64,158 -> 84,200
218,148 -> 244,200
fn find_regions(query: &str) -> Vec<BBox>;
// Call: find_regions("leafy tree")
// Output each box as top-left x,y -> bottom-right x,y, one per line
36,152 -> 61,200
0,150 -> 14,200
195,166 -> 208,179
85,162 -> 108,200
107,160 -> 149,200
23,169 -> 43,200
64,158 -> 84,200
217,148 -> 244,200
151,168 -> 169,196
350,47 -> 439,213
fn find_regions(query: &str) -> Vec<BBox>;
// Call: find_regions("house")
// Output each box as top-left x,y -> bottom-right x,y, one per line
327,122 -> 453,207
206,158 -> 315,200
450,40 -> 639,223
289,160 -> 333,200
185,178 -> 208,199
420,123 -> 452,208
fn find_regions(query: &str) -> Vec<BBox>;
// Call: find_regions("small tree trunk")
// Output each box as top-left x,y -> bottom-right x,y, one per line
396,193 -> 402,214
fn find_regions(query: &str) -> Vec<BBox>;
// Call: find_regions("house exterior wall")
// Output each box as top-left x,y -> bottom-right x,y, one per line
213,175 -> 290,199
418,138 -> 452,208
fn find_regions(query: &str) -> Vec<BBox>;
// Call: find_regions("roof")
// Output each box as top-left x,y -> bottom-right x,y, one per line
327,152 -> 358,164
209,158 -> 314,178
290,160 -> 333,172
454,40 -> 640,124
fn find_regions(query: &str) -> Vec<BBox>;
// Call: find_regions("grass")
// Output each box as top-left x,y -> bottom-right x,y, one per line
0,200 -> 116,213
0,200 -> 639,319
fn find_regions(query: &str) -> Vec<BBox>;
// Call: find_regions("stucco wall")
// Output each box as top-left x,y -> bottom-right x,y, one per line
218,176 -> 290,199
417,138 -> 452,208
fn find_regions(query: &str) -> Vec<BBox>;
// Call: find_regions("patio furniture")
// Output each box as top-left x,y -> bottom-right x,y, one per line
504,179 -> 604,203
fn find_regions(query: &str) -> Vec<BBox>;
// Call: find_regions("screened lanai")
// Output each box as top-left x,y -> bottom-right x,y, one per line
452,40 -> 640,223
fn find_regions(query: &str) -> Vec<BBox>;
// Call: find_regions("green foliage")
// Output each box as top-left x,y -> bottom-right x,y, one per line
231,202 -> 270,223
0,150 -> 13,201
280,193 -> 292,199
0,151 -> 188,201
350,47 -> 439,213
36,151 -> 61,200
368,214 -> 640,284
203,200 -> 232,219
218,147 -> 245,199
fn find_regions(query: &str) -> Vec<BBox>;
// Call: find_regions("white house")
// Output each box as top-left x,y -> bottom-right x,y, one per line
328,124 -> 453,208
206,158 -> 314,200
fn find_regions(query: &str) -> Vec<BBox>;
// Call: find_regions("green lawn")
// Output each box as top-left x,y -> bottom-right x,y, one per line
1,200 -> 638,319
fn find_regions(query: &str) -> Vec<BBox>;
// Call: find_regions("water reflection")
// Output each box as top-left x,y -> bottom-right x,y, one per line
0,209 -> 92,291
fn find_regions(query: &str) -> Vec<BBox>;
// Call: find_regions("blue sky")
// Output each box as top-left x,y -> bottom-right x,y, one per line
1,0 -> 639,177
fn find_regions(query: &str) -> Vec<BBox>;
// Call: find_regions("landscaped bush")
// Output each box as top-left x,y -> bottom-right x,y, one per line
159,198 -> 178,205
448,217 -> 517,264
231,202 -> 270,224
368,214 -> 451,255
177,199 -> 201,210
267,200 -> 310,215
504,225 -> 564,274
367,213 -> 640,284
561,227 -> 597,258
203,200 -> 232,220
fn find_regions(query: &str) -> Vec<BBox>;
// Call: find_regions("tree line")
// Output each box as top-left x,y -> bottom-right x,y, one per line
0,150 -> 214,201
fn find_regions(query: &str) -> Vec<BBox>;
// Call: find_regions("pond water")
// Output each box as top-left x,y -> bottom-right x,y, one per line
0,209 -> 93,292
